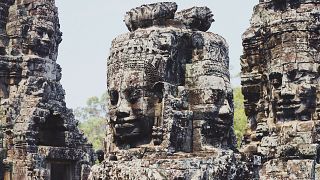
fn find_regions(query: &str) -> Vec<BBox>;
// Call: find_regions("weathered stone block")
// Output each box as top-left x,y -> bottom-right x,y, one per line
261,136 -> 278,147
315,163 -> 320,180
298,144 -> 319,157
257,146 -> 270,156
293,132 -> 314,144
264,159 -> 285,174
297,121 -> 314,132
287,160 -> 315,179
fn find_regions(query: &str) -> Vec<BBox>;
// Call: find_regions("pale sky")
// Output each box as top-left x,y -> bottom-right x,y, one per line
54,0 -> 258,109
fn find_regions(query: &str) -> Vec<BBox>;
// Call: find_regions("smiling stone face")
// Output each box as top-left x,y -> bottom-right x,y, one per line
91,3 -> 252,179
108,69 -> 161,145
240,1 -> 320,179
26,18 -> 60,57
6,1 -> 62,59
187,31 -> 235,149
105,2 -> 236,155
105,20 -> 187,150
269,62 -> 319,121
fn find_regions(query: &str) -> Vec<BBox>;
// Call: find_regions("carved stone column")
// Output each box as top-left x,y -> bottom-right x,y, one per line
241,0 -> 320,179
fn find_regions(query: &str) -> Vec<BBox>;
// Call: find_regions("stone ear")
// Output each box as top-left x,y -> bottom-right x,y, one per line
152,82 -> 164,102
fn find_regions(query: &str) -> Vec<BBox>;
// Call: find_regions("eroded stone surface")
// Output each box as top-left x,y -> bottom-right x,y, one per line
89,2 -> 249,179
0,0 -> 94,179
241,0 -> 320,179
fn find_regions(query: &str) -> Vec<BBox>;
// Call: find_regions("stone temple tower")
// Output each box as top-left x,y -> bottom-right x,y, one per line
89,2 -> 249,179
241,0 -> 320,179
0,0 -> 94,179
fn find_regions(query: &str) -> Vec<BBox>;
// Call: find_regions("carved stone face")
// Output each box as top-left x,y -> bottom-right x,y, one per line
190,74 -> 233,146
201,80 -> 233,140
25,18 -> 61,57
108,69 -> 161,145
269,63 -> 319,121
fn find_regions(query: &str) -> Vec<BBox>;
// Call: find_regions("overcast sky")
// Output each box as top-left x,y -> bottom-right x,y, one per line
54,0 -> 258,109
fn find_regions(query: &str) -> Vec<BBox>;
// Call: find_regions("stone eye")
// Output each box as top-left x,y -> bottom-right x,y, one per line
269,72 -> 282,88
287,70 -> 297,81
109,90 -> 119,106
212,89 -> 225,105
47,32 -> 53,39
125,88 -> 141,104
36,28 -> 44,36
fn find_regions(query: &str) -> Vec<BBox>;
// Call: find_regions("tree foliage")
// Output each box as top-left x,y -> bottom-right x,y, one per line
74,93 -> 107,122
79,117 -> 105,150
233,87 -> 248,147
75,92 -> 107,150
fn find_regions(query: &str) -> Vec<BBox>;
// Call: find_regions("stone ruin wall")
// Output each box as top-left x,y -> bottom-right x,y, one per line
0,0 -> 319,179
90,2 -> 249,180
0,0 -> 94,180
241,0 -> 320,179
93,1 -> 320,179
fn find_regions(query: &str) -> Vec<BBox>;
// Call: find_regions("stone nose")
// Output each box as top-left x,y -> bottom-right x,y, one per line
280,74 -> 295,99
116,99 -> 131,118
280,83 -> 295,99
219,99 -> 231,115
41,33 -> 50,43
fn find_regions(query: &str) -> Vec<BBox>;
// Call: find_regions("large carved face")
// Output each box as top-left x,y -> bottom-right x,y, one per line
5,2 -> 62,58
269,62 -> 319,121
25,18 -> 61,58
191,74 -> 233,146
108,68 -> 161,145
202,80 -> 233,140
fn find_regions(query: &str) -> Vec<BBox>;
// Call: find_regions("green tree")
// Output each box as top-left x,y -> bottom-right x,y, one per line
233,87 -> 247,147
75,92 -> 107,150
79,117 -> 105,150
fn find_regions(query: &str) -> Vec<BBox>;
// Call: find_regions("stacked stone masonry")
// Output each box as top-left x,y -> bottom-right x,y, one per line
89,2 -> 250,180
241,0 -> 320,179
1,0 -> 319,179
0,0 -> 94,180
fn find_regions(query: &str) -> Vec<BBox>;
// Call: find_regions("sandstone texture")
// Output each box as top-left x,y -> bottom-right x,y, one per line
0,0 -> 94,179
1,0 -> 318,179
89,2 -> 249,180
241,0 -> 320,179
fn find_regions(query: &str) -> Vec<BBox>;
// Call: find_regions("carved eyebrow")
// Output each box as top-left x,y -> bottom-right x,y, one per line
122,86 -> 144,97
269,72 -> 283,79
269,71 -> 282,75
35,26 -> 47,31
211,89 -> 226,98
123,85 -> 143,90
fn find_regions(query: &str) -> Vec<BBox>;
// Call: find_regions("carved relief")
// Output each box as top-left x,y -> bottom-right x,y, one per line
241,0 -> 320,179
0,0 -> 94,179
91,2 -> 249,179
